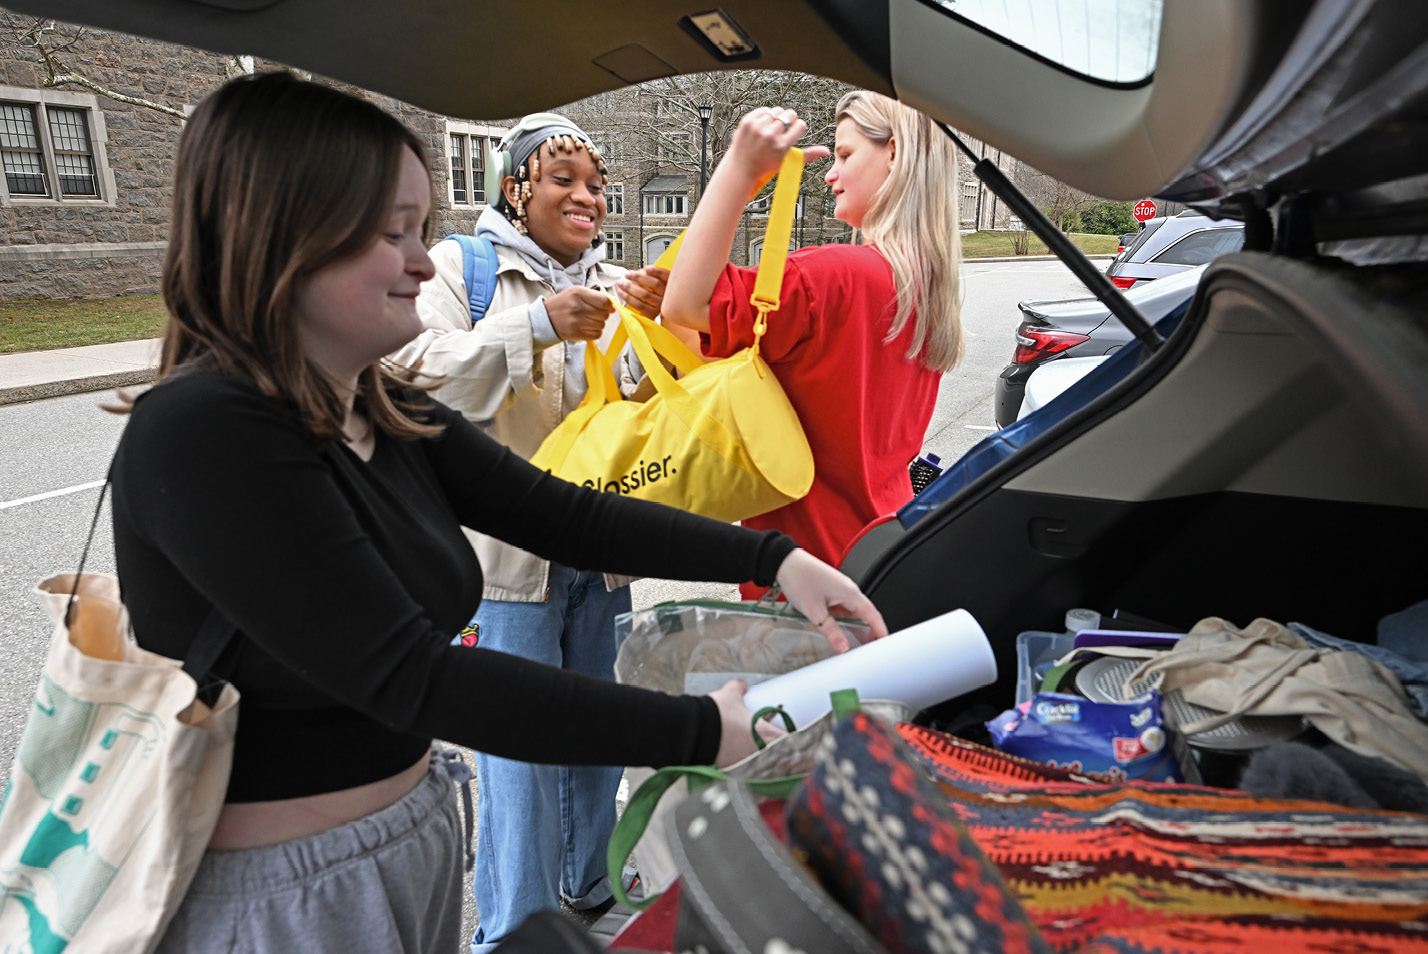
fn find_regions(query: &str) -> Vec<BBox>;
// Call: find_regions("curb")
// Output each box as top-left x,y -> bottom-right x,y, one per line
0,368 -> 156,407
0,255 -> 1114,406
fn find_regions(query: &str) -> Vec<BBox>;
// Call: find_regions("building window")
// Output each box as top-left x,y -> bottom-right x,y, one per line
657,130 -> 691,165
642,193 -> 686,215
446,122 -> 505,208
595,140 -> 622,163
449,134 -> 467,204
1,103 -> 46,196
604,230 -> 624,260
48,107 -> 98,196
0,88 -> 112,205
607,183 -> 623,215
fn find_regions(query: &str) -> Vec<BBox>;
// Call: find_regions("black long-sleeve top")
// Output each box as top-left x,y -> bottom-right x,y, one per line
110,371 -> 797,801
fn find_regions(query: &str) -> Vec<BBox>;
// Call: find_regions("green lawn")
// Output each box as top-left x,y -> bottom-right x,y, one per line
2,233 -> 1116,354
0,294 -> 169,355
962,230 -> 1119,258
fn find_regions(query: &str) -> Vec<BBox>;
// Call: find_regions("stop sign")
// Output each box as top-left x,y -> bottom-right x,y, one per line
1133,199 -> 1158,221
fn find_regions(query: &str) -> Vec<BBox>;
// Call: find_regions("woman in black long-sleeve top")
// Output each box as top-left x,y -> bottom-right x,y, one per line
110,72 -> 885,954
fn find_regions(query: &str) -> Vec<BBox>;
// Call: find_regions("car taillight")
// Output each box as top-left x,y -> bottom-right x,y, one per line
1012,327 -> 1090,364
1109,275 -> 1137,289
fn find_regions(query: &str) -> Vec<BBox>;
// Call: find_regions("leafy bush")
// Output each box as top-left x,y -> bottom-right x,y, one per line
1079,201 -> 1139,235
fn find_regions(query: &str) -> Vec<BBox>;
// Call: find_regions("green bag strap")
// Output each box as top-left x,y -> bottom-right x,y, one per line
751,705 -> 797,749
829,687 -> 862,719
608,763 -> 804,911
608,688 -> 862,911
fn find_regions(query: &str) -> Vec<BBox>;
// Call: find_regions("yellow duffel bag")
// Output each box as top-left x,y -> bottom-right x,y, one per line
531,151 -> 813,523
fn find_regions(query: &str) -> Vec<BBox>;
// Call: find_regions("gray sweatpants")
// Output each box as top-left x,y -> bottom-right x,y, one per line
155,752 -> 469,954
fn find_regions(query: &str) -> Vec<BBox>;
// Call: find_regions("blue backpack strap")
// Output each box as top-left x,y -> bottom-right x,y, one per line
442,234 -> 499,326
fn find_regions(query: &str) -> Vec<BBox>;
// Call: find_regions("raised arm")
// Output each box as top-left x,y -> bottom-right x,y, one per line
662,107 -> 829,333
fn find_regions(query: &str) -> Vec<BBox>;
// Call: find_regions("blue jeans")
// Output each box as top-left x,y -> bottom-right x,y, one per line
468,565 -> 631,952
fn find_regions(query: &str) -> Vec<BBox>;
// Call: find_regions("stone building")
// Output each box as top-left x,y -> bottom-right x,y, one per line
0,9 -> 1017,302
0,10 -> 511,302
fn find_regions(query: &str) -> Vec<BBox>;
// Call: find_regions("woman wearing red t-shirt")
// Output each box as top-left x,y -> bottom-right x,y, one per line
660,91 -> 964,594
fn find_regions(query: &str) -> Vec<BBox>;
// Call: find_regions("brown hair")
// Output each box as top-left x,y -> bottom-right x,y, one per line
121,71 -> 439,440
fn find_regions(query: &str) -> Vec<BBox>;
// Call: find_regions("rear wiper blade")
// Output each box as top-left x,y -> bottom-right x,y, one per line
939,123 -> 1164,353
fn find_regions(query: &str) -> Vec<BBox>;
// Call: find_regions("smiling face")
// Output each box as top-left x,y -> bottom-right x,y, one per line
508,146 -> 606,266
825,117 -> 896,229
294,147 -> 435,384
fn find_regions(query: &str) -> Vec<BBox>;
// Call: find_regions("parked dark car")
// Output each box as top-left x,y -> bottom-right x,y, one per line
993,264 -> 1207,427
1116,231 -> 1139,254
1103,210 -> 1244,289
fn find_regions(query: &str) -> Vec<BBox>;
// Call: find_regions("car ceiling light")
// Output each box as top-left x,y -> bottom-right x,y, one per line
681,9 -> 761,62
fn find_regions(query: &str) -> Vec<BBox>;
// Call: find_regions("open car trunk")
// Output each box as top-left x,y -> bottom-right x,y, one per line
858,252 -> 1428,712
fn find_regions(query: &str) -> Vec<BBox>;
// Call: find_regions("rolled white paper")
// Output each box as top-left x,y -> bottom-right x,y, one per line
741,608 -> 997,726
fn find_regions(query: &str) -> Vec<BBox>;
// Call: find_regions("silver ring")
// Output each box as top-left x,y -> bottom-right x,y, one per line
778,117 -> 792,130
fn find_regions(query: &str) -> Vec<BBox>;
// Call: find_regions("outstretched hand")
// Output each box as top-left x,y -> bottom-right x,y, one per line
774,548 -> 888,652
616,265 -> 669,319
545,285 -> 616,341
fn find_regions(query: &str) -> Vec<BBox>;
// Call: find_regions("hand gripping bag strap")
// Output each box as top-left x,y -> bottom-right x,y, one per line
443,233 -> 499,326
532,232 -> 690,471
537,298 -> 708,472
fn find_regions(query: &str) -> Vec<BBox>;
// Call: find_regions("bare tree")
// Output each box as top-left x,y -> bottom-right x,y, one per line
1016,161 -> 1100,233
8,17 -> 260,120
568,70 -> 854,247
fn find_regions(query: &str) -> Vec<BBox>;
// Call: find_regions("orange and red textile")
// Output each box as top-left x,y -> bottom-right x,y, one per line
897,723 -> 1428,954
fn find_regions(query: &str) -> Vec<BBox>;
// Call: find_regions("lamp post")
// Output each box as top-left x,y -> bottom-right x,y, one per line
697,102 -> 713,204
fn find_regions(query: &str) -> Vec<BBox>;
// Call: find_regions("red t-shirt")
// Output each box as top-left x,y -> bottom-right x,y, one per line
703,244 -> 941,596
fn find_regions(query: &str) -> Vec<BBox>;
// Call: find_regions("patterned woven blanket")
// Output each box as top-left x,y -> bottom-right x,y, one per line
895,722 -> 1428,953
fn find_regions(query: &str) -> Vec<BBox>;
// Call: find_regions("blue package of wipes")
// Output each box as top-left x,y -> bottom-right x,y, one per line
986,690 -> 1183,782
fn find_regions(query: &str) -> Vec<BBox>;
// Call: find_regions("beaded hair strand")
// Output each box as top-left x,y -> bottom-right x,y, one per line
506,134 -> 608,236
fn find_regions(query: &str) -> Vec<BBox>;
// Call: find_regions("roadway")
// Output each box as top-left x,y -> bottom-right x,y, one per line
0,257 -> 1092,793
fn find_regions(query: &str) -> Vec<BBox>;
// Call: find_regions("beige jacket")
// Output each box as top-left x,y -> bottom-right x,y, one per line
393,238 -> 629,602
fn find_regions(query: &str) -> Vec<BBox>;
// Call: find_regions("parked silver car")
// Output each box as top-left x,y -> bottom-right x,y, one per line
1104,210 -> 1244,289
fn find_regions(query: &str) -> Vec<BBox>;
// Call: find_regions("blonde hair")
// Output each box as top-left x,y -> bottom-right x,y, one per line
836,90 -> 963,372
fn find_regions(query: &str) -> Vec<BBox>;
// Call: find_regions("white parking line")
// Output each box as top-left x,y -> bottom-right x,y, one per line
0,479 -> 105,511
965,425 -> 996,431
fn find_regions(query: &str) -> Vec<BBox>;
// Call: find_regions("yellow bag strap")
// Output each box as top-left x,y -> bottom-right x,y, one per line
749,148 -> 806,345
619,306 -> 748,465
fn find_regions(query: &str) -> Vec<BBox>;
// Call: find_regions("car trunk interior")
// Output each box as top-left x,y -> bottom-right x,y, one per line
860,252 -> 1428,715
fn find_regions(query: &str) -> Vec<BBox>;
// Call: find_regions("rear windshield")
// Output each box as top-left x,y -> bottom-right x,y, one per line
1152,227 -> 1245,266
930,0 -> 1163,86
1121,218 -> 1165,259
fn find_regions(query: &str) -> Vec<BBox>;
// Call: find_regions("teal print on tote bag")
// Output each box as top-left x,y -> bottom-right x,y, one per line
0,565 -> 238,954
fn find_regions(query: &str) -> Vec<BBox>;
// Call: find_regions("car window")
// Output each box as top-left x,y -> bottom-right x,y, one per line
1151,228 -> 1245,266
929,0 -> 1163,85
1121,217 -> 1165,258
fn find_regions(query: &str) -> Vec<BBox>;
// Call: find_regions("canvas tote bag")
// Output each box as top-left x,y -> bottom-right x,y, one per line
530,149 -> 814,524
0,489 -> 239,954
